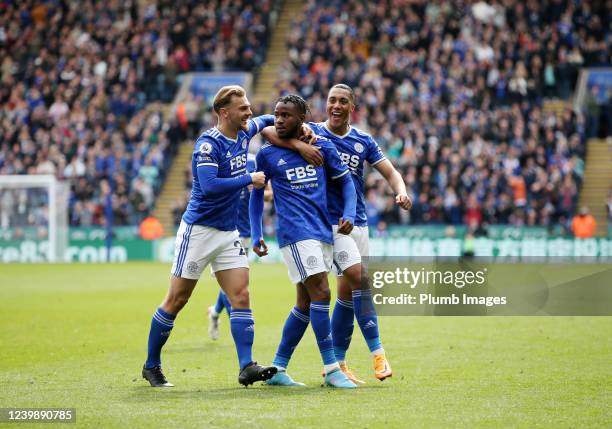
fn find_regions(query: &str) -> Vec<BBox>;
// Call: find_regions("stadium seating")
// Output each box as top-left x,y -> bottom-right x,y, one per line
0,0 -> 277,226
268,0 -> 610,232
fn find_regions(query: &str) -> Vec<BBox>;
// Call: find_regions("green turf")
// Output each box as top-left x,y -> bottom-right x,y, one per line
0,263 -> 610,428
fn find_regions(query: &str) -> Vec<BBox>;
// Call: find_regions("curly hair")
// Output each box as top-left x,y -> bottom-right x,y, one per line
276,94 -> 310,115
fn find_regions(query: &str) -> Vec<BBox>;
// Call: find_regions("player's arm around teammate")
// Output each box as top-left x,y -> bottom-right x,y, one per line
142,85 -> 276,388
248,95 -> 358,388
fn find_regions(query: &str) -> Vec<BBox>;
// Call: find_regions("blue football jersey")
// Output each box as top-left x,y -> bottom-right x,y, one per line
236,154 -> 257,238
309,122 -> 386,226
182,115 -> 273,230
255,136 -> 349,247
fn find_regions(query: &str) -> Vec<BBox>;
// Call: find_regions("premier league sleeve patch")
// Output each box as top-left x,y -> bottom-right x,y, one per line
200,142 -> 213,154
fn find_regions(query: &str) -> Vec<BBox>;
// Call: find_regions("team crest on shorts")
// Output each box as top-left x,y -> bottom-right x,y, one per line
306,256 -> 318,268
186,261 -> 200,274
337,251 -> 349,263
354,142 -> 364,153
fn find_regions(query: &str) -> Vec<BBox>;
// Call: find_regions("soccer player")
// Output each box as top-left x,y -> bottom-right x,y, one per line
207,153 -> 254,340
207,155 -> 275,340
142,85 -> 277,388
249,95 -> 358,388
261,84 -> 412,383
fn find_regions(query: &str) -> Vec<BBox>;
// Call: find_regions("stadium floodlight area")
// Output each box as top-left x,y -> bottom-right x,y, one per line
0,175 -> 68,263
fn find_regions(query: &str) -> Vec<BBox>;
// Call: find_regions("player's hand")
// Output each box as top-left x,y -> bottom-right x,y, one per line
395,193 -> 412,210
297,142 -> 323,166
337,218 -> 354,235
250,172 -> 266,189
299,124 -> 317,145
252,239 -> 268,257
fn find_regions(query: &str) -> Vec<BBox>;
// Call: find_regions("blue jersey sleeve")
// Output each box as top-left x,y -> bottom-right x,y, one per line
321,138 -> 356,222
308,121 -> 324,134
254,147 -> 270,176
246,154 -> 257,173
197,166 -> 252,196
194,136 -> 220,168
246,114 -> 275,139
195,137 -> 252,196
249,149 -> 270,245
337,172 -> 357,223
366,135 -> 386,165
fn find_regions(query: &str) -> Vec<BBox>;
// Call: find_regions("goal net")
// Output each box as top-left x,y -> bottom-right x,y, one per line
0,175 -> 69,263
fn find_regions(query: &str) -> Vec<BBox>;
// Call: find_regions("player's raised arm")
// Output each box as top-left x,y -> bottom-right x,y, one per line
245,114 -> 275,139
260,125 -> 323,166
373,159 -> 412,210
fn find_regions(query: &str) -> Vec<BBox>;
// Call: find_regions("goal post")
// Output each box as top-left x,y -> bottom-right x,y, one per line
0,175 -> 69,263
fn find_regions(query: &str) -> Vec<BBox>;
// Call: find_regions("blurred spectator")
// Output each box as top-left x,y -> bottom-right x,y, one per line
571,206 -> 597,238
140,216 -> 164,240
1,0 -> 278,228
606,191 -> 612,223
262,0 -> 609,233
585,86 -> 601,138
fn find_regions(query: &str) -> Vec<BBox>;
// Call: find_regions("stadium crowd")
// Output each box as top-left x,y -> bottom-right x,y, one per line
0,0 -> 277,227
1,0 -> 609,234
268,0 -> 610,233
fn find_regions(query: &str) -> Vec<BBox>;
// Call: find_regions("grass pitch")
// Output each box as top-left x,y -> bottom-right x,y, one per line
0,263 -> 610,428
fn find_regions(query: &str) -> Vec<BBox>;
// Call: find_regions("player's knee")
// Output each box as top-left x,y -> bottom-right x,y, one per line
343,264 -> 362,288
164,293 -> 190,313
229,286 -> 250,309
295,295 -> 311,312
307,273 -> 331,301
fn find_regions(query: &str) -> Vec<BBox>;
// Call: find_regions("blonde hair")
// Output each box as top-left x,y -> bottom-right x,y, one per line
212,85 -> 246,113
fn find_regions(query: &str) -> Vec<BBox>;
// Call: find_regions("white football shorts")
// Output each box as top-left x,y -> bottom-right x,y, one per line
171,221 -> 248,279
332,225 -> 368,276
280,239 -> 333,284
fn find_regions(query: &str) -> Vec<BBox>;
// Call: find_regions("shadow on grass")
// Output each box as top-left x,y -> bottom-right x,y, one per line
128,383 -> 387,402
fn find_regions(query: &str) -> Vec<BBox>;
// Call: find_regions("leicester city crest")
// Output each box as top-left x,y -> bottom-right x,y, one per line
306,256 -> 318,268
354,142 -> 364,153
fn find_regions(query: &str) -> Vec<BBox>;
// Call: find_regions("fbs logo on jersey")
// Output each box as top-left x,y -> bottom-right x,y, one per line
286,165 -> 317,183
277,158 -> 287,166
340,152 -> 360,169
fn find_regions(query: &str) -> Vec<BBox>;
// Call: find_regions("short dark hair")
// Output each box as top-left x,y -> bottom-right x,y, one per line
330,83 -> 355,102
276,94 -> 310,115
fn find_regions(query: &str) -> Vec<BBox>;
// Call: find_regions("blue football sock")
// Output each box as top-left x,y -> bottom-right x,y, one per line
331,298 -> 354,362
272,306 -> 310,369
145,307 -> 176,368
310,301 -> 336,366
353,289 -> 382,352
230,309 -> 255,369
213,291 -> 225,314
220,292 -> 232,316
